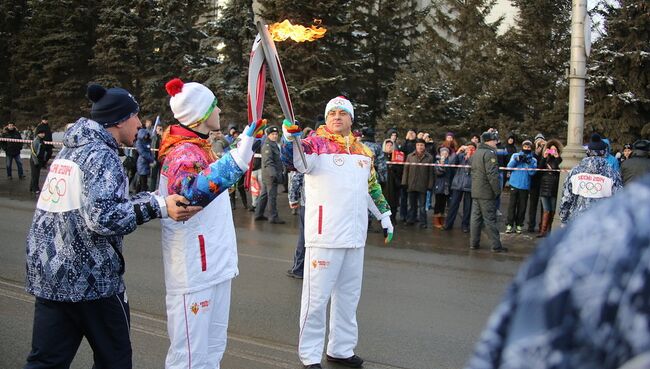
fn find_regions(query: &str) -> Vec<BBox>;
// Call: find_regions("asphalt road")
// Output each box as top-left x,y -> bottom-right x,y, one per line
0,160 -> 539,368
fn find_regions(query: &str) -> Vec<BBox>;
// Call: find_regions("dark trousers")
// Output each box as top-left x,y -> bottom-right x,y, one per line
507,187 -> 529,227
444,190 -> 472,230
399,186 -> 409,221
407,191 -> 427,226
6,153 -> 24,177
230,178 -> 248,209
136,174 -> 149,193
255,180 -> 279,220
29,161 -> 41,192
149,162 -> 161,190
470,198 -> 503,249
527,184 -> 541,230
290,205 -> 306,276
25,292 -> 132,369
433,193 -> 448,214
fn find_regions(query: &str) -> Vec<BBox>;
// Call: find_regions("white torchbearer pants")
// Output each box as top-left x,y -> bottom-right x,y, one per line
299,247 -> 365,365
165,280 -> 232,369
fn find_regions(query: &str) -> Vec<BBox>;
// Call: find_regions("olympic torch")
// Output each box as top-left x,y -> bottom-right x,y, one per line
247,19 -> 327,169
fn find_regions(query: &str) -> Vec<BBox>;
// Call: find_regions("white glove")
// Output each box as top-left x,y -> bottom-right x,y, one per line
380,215 -> 394,244
230,124 -> 255,171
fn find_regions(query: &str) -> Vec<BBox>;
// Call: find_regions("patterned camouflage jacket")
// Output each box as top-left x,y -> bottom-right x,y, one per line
26,118 -> 164,302
559,156 -> 622,224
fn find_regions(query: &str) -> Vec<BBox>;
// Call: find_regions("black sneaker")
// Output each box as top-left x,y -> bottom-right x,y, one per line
491,246 -> 509,253
326,354 -> 364,368
286,270 -> 303,279
254,215 -> 268,221
304,364 -> 322,369
470,245 -> 480,250
462,228 -> 470,233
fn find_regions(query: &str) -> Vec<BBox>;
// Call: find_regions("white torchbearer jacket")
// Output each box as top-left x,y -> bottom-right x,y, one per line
282,126 -> 391,249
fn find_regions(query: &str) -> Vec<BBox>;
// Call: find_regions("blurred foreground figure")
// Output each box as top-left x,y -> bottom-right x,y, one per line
466,174 -> 650,369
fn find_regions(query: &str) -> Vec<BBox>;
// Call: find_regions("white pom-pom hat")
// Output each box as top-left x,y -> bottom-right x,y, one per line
165,78 -> 216,127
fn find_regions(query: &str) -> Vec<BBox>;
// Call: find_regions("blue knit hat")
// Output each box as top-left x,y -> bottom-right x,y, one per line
87,84 -> 140,127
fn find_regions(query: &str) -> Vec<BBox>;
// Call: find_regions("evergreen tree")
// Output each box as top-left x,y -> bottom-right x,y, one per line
586,0 -> 650,144
476,0 -> 571,139
40,1 -> 97,124
91,1 -> 154,99
378,0 -> 501,139
350,0 -> 426,126
11,0 -> 96,126
193,0 -> 256,126
139,0 -> 210,121
377,26 -> 465,137
0,0 -> 27,122
10,0 -> 48,124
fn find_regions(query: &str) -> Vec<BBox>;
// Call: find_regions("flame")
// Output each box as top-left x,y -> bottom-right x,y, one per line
268,19 -> 327,42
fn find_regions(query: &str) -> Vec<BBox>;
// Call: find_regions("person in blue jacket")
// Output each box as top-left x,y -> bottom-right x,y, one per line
505,140 -> 537,234
602,137 -> 621,172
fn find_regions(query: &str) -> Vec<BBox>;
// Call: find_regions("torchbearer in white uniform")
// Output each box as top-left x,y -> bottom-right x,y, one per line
158,78 -> 263,369
282,96 -> 394,369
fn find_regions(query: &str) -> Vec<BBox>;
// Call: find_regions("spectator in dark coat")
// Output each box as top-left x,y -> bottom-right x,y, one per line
36,116 -> 53,164
2,122 -> 25,179
443,143 -> 475,232
150,124 -> 164,190
29,127 -> 48,193
527,133 -> 547,232
621,140 -> 650,185
382,139 -> 401,223
135,126 -> 154,192
432,147 -> 452,229
402,139 -> 434,228
537,139 -> 563,237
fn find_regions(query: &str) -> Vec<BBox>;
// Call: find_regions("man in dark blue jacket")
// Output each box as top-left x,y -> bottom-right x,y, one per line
24,84 -> 200,369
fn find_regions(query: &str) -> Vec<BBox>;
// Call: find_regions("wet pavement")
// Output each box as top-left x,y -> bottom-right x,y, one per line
0,158 -> 546,368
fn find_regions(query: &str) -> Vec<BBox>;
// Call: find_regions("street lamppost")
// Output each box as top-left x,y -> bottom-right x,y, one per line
556,0 -> 589,219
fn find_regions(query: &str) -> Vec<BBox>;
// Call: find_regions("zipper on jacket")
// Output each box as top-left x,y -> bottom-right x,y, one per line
198,235 -> 207,271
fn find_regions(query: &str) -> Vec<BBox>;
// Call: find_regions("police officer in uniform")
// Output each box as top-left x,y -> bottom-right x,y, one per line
470,131 -> 507,252
255,125 -> 285,223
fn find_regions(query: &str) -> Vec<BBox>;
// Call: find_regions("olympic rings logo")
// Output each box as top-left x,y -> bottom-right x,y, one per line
578,181 -> 602,194
41,177 -> 67,203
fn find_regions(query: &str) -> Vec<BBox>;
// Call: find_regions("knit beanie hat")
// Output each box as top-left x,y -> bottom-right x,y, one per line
87,84 -> 140,127
325,96 -> 354,120
587,133 -> 607,152
522,140 -> 533,147
534,133 -> 546,143
165,78 -> 216,127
